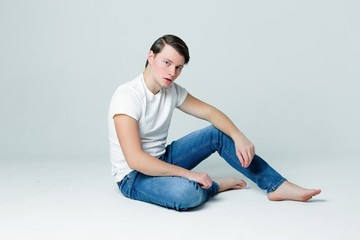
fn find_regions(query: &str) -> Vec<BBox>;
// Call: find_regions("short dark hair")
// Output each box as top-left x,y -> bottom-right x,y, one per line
145,34 -> 190,67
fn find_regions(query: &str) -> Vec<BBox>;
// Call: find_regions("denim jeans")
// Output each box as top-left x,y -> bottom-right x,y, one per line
118,125 -> 286,211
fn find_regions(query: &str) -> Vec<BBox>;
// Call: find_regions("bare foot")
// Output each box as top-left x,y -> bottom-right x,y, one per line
267,181 -> 321,202
217,177 -> 247,192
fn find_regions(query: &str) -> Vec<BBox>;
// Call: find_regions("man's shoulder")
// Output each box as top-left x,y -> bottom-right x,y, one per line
119,74 -> 142,89
115,75 -> 143,94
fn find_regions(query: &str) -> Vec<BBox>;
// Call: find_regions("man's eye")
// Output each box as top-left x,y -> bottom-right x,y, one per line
164,61 -> 170,65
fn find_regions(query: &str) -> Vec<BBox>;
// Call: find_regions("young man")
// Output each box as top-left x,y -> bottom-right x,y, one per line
108,34 -> 321,211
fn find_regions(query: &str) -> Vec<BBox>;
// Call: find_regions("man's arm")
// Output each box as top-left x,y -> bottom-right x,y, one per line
178,94 -> 255,168
113,114 -> 213,188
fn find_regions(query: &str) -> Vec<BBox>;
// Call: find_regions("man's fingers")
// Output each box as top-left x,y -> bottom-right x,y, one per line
247,151 -> 253,167
237,152 -> 245,167
199,174 -> 212,189
244,146 -> 255,168
241,149 -> 250,168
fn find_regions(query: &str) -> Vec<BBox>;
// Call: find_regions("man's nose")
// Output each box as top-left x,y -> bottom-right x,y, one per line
169,66 -> 176,76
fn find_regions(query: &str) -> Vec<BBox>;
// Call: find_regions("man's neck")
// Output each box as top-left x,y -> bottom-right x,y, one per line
143,68 -> 160,95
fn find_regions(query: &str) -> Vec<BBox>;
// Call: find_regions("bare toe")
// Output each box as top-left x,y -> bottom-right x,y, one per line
218,177 -> 247,192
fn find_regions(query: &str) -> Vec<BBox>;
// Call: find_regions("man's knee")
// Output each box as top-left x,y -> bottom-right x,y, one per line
169,179 -> 207,211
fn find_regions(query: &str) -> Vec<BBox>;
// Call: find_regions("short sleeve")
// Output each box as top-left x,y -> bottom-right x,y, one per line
174,83 -> 188,107
109,85 -> 142,121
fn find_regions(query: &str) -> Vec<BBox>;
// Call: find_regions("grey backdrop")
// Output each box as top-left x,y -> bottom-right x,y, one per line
1,0 -> 359,160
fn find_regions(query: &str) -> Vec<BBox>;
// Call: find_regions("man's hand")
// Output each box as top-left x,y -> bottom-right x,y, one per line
184,171 -> 213,189
234,134 -> 255,168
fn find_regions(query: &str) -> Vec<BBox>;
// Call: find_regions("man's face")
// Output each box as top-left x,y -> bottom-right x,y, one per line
148,44 -> 185,87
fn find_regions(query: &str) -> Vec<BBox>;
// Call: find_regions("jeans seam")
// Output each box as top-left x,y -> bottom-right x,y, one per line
119,171 -> 137,198
222,148 -> 274,190
171,140 -> 215,166
267,178 -> 287,193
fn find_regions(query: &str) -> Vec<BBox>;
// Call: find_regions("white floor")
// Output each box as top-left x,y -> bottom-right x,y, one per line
1,154 -> 359,240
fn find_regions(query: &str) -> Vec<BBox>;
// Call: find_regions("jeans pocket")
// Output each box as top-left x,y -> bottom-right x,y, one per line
119,171 -> 136,198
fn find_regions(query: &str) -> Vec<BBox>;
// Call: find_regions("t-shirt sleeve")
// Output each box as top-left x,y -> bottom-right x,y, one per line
174,83 -> 188,107
109,85 -> 142,121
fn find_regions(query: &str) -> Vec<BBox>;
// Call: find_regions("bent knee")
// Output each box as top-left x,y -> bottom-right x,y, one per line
168,179 -> 207,211
206,125 -> 221,135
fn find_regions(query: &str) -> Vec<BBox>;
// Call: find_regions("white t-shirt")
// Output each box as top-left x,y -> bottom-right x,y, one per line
108,74 -> 188,182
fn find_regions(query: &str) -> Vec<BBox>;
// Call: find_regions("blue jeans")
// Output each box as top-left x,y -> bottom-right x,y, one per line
118,125 -> 286,211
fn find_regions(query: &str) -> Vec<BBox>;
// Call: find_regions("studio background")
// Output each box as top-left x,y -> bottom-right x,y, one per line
1,0 -> 358,160
1,1 -> 360,240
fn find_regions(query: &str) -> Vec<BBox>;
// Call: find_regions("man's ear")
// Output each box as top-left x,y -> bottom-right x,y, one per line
147,50 -> 155,65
